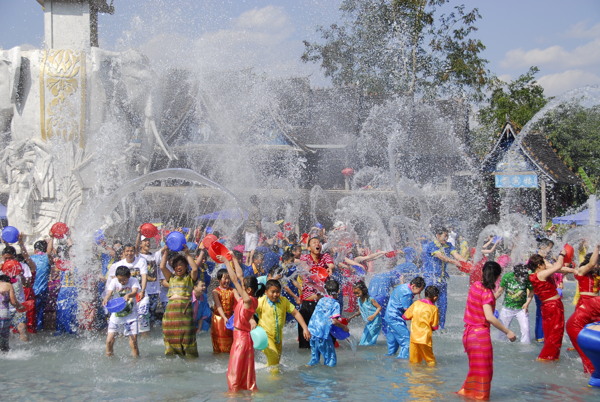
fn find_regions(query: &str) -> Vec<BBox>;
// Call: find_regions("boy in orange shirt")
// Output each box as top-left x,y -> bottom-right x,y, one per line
402,285 -> 439,366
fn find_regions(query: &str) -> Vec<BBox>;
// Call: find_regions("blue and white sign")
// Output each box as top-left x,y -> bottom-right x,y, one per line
495,174 -> 538,188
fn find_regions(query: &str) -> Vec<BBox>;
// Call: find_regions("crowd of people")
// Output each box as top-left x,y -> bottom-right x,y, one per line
1,218 -> 599,398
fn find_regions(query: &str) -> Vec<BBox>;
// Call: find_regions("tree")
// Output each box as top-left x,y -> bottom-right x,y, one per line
302,0 -> 489,100
532,103 -> 600,191
477,66 -> 549,131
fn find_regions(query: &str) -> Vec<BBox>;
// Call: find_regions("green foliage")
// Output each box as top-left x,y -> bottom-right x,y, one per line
301,0 -> 490,100
477,66 -> 549,131
532,103 -> 600,191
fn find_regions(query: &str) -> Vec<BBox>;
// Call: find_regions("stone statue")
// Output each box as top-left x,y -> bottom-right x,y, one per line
0,46 -> 175,239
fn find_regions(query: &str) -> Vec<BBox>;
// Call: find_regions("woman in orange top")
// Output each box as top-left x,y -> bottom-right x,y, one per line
211,268 -> 238,353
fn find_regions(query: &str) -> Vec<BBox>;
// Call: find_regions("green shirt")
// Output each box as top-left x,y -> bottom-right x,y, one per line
500,272 -> 532,309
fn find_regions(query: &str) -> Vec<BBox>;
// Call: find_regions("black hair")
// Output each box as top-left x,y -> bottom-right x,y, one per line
171,255 -> 188,269
2,246 -> 16,256
537,238 -> 554,249
34,240 -> 48,253
482,261 -> 502,290
115,266 -> 131,278
252,252 -> 264,262
513,264 -> 530,285
527,254 -> 545,272
410,276 -> 426,289
216,268 -> 229,281
281,250 -> 295,263
581,252 -> 594,267
243,276 -> 258,295
0,274 -> 10,283
123,243 -> 135,250
325,278 -> 340,295
434,227 -> 448,236
232,250 -> 243,260
242,276 -> 265,298
288,233 -> 298,243
265,279 -> 282,291
250,194 -> 259,205
353,280 -> 369,298
308,237 -> 321,248
424,285 -> 439,300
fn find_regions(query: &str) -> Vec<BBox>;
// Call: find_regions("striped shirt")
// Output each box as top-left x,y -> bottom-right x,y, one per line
463,281 -> 495,328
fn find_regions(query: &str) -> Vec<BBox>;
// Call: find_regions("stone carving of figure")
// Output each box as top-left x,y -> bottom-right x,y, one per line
0,139 -> 56,236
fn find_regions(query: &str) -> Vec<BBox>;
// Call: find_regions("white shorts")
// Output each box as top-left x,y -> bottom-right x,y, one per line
108,317 -> 139,336
138,296 -> 150,333
244,231 -> 258,252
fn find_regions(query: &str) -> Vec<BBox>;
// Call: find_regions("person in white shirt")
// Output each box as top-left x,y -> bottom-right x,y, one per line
103,266 -> 140,357
136,233 -> 160,333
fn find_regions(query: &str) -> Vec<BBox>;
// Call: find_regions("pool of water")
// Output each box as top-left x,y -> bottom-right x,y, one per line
1,276 -> 598,401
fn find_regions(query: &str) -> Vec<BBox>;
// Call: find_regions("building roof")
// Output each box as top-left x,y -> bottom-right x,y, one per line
482,121 -> 580,185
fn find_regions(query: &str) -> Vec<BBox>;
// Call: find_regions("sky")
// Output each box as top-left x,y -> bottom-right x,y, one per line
1,0 -> 599,97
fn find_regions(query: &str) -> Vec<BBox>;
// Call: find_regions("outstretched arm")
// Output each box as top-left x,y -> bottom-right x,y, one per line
159,246 -> 171,283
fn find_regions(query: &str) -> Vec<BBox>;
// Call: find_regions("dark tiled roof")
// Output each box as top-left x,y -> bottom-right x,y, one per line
521,131 -> 580,184
482,122 -> 580,185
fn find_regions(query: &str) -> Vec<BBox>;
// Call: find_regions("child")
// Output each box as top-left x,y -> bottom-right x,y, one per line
0,274 -> 24,352
494,264 -> 533,343
256,279 -> 310,371
220,254 -> 259,392
160,246 -> 199,357
384,276 -> 425,358
211,268 -> 238,353
192,280 -> 211,332
348,280 -> 382,346
306,279 -> 347,367
402,285 -> 440,366
102,266 -> 140,357
527,252 -> 576,361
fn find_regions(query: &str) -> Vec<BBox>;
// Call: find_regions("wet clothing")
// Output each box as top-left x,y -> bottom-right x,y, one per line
211,287 -> 235,353
422,239 -> 455,329
458,281 -> 495,400
357,296 -> 381,346
163,275 -> 197,357
307,296 -> 340,366
256,295 -> 296,366
368,268 -> 403,334
566,296 -> 600,373
227,297 -> 258,392
384,283 -> 415,358
530,273 -> 564,360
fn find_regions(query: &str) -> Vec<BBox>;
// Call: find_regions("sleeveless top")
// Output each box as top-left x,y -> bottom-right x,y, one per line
167,275 -> 193,299
215,287 -> 235,317
233,296 -> 258,332
358,296 -> 377,321
575,273 -> 599,294
529,273 -> 558,301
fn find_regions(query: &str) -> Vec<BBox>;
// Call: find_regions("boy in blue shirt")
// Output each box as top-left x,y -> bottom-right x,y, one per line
307,279 -> 348,367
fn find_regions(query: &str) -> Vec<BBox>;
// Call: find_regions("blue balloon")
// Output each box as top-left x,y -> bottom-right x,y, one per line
2,226 -> 19,244
226,314 -> 234,330
166,231 -> 186,251
330,324 -> 350,340
94,229 -> 105,245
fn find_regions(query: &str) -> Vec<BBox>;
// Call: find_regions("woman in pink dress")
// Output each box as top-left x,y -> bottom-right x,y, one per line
220,254 -> 259,393
457,261 -> 516,400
